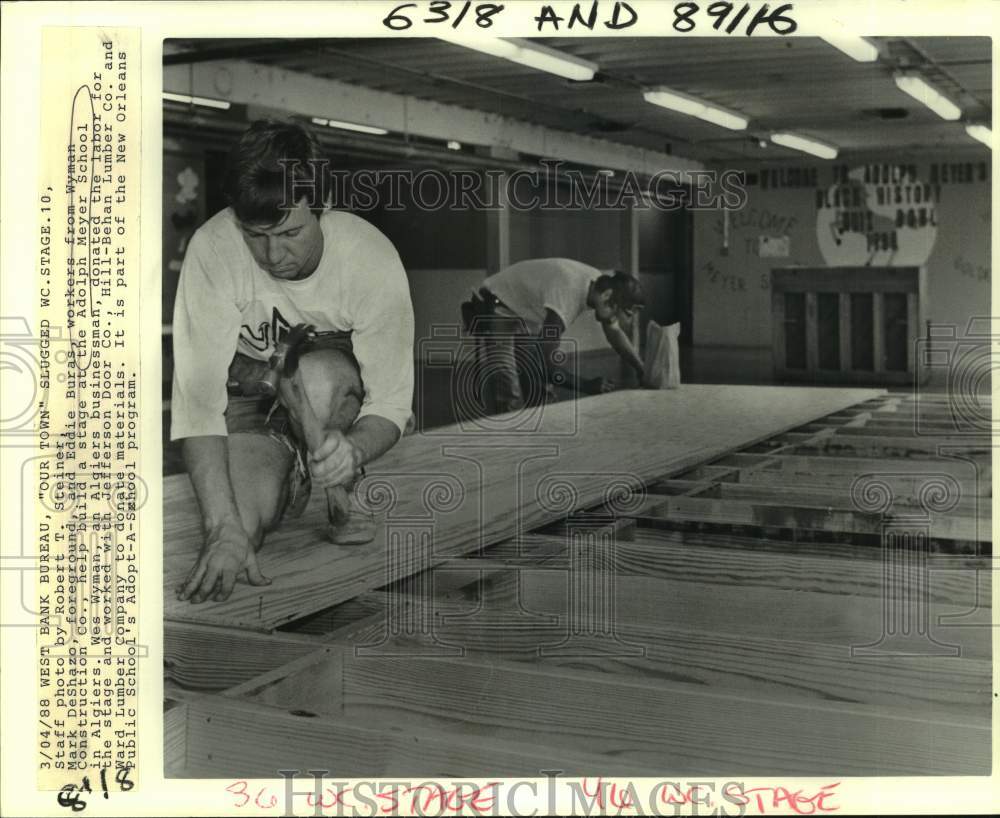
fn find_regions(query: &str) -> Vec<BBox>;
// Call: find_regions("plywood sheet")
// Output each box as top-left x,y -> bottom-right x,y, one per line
164,385 -> 883,630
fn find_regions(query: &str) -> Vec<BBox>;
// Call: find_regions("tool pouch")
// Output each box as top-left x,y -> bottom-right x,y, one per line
226,353 -> 273,396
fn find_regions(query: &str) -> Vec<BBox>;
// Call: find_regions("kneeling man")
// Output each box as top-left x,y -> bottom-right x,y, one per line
171,120 -> 414,603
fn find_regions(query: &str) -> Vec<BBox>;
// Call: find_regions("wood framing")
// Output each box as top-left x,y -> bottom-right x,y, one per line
164,386 -> 883,630
165,390 -> 991,779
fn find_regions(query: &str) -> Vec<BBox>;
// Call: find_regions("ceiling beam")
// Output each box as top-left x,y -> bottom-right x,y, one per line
164,39 -> 317,66
163,59 -> 703,177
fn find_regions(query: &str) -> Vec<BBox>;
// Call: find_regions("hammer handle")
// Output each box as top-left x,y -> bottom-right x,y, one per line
279,375 -> 352,523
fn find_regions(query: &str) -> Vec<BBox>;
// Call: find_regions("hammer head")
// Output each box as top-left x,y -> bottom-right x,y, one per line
258,323 -> 315,396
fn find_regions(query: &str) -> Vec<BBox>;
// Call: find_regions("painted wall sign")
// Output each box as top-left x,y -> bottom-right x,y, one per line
815,164 -> 938,267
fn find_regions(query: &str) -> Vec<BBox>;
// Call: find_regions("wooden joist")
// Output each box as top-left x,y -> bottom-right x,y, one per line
507,532 -> 987,608
389,611 -> 990,717
181,692 -> 651,778
163,700 -> 188,777
164,622 -> 328,691
502,568 -> 989,658
717,450 -> 990,477
819,414 -> 982,434
374,559 -> 990,661
164,386 -> 884,631
797,422 -> 992,441
181,615 -> 989,777
648,480 -> 991,541
631,493 -> 984,541
341,653 -> 988,776
771,431 -> 991,458
688,465 -> 989,499
650,479 -> 987,524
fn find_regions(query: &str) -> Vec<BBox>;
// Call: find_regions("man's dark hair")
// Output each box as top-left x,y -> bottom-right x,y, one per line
594,270 -> 645,311
223,119 -> 328,226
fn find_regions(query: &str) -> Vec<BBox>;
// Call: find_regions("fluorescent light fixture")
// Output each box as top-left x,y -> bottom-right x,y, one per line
311,116 -> 388,135
965,123 -> 992,148
821,35 -> 879,62
439,36 -> 597,81
894,73 -> 961,120
770,132 -> 838,160
162,91 -> 231,110
447,140 -> 462,151
643,87 -> 748,130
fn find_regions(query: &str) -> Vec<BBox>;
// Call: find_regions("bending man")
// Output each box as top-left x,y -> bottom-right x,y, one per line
466,257 -> 647,413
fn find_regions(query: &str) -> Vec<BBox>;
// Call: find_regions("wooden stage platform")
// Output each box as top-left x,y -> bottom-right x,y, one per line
163,386 -> 992,777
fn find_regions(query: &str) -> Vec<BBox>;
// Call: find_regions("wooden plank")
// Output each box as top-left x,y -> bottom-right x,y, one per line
225,645 -> 346,713
718,452 -> 990,482
164,700 -> 188,777
651,479 -> 987,521
679,460 -> 986,495
774,432 -> 991,458
632,494 -> 983,541
275,593 -> 390,637
419,566 -> 991,659
337,653 -> 988,776
721,467 -> 989,499
181,693 -> 655,778
547,515 -> 903,558
823,418 -> 975,436
164,386 -> 884,630
866,401 -> 982,414
165,623 -> 326,691
863,403 -> 987,419
817,410 -> 965,429
797,422 -> 991,441
380,613 -> 990,718
501,532 -> 988,609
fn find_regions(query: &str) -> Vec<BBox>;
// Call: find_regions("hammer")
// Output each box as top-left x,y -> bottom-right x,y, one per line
260,324 -> 356,540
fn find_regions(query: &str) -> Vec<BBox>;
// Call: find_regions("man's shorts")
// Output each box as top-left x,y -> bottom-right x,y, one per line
224,332 -> 357,520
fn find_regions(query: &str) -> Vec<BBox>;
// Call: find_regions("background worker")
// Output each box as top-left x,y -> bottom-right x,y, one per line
465,257 -> 648,413
171,119 -> 414,603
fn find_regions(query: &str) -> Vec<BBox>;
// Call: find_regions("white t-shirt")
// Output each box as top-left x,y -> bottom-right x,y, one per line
170,208 -> 414,439
481,258 -> 600,335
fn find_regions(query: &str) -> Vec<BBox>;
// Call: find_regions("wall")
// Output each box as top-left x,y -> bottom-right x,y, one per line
692,154 -> 991,359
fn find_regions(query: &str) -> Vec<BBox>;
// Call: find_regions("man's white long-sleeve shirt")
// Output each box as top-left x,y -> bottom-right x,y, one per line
170,208 -> 414,440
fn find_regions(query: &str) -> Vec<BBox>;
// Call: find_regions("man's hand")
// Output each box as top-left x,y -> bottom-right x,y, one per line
310,429 -> 364,489
177,519 -> 271,603
582,376 -> 616,395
